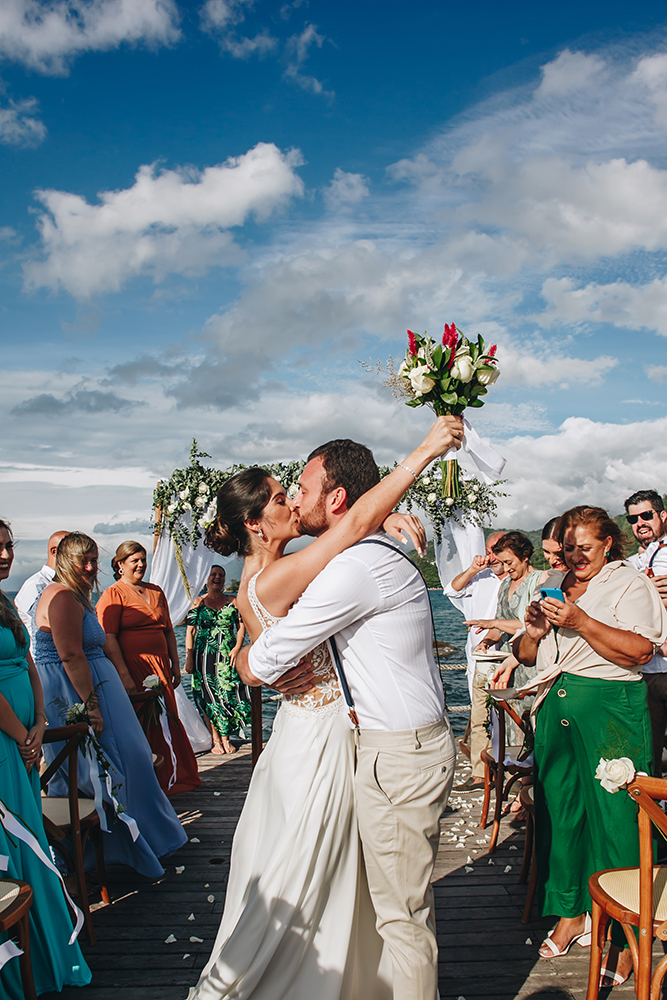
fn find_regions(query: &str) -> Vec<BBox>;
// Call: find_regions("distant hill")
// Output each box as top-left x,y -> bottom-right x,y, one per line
408,510 -> 644,587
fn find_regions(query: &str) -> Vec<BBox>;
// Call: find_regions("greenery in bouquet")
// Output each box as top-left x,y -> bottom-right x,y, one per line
361,323 -> 500,499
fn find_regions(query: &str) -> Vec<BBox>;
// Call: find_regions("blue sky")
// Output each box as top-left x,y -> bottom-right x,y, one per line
2,0 -> 667,586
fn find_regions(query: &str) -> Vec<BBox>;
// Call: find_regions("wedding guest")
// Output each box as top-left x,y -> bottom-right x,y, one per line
0,520 -> 91,999
96,541 -> 200,795
541,518 -> 566,571
185,565 -> 248,755
466,531 -> 542,690
624,489 -> 667,774
15,530 -> 68,647
34,532 -> 187,877
443,532 -> 506,792
514,506 -> 666,987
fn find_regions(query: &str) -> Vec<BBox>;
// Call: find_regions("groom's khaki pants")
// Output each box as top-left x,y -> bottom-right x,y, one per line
355,717 -> 456,1000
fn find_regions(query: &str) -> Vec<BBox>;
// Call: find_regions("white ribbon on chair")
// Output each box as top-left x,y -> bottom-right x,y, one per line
0,797 -> 83,944
157,696 -> 178,791
0,940 -> 23,971
85,727 -> 141,841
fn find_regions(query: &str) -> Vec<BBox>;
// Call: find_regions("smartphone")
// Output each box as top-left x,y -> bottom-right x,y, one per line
540,587 -> 564,602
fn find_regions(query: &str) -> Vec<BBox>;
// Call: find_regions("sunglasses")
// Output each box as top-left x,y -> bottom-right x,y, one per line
627,511 -> 657,524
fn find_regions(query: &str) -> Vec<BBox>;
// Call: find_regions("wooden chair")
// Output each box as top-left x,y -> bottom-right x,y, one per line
0,880 -> 36,1000
129,689 -> 159,730
40,723 -> 109,946
586,774 -> 667,1000
479,698 -> 533,854
519,784 -> 538,923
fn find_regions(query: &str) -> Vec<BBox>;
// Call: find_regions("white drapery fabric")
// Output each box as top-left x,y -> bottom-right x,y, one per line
150,518 -> 215,753
150,521 -> 216,627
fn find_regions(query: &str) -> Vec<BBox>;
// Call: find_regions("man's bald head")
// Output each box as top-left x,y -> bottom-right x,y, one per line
47,531 -> 69,569
486,531 -> 504,552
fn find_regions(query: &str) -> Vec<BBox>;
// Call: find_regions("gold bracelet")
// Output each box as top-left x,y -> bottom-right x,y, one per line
35,711 -> 49,726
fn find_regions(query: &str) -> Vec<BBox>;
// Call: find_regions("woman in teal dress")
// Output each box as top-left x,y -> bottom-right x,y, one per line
185,565 -> 248,754
0,519 -> 90,997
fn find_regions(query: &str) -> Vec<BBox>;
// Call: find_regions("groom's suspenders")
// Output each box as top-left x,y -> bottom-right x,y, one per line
328,539 -> 442,731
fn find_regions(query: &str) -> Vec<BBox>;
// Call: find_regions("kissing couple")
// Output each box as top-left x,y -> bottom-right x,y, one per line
187,415 -> 463,1000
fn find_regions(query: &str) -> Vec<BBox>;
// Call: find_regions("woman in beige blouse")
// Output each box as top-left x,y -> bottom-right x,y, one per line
514,505 -> 667,987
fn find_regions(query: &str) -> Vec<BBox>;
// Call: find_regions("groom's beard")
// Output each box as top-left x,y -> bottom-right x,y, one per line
296,493 -> 329,537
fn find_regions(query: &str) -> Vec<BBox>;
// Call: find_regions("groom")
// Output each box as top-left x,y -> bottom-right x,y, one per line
236,427 -> 461,1000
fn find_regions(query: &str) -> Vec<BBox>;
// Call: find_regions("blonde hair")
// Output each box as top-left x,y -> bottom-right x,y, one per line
55,532 -> 98,610
111,540 -> 147,581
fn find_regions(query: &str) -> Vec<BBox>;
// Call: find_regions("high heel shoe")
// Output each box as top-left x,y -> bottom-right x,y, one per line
538,913 -> 591,958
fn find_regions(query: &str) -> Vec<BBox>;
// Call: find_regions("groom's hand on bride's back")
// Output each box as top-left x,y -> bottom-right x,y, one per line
235,646 -> 316,695
271,660 -> 316,696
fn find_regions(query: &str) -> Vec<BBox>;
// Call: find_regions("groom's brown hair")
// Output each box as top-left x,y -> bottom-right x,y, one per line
307,439 -> 380,508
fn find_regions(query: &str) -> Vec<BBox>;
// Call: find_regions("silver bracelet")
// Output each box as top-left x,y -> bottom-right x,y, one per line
397,462 -> 418,482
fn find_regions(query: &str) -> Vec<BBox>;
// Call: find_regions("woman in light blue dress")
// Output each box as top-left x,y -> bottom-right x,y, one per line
0,519 -> 91,997
34,532 -> 187,878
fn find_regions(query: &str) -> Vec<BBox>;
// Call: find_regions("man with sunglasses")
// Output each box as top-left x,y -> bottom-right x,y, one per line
624,489 -> 667,774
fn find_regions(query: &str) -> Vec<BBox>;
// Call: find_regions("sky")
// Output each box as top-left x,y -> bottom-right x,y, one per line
2,0 -> 667,587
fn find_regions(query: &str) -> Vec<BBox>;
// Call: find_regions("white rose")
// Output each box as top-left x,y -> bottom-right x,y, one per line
445,497 -> 455,507
478,366 -> 500,386
198,483 -> 209,494
595,757 -> 635,794
427,492 -> 437,503
422,476 -> 430,485
179,489 -> 188,499
183,502 -> 192,510
398,358 -> 411,379
450,355 -> 475,383
409,364 -> 436,397
287,483 -> 299,499
195,496 -> 207,508
167,503 -> 177,515
204,503 -> 217,523
143,674 -> 161,690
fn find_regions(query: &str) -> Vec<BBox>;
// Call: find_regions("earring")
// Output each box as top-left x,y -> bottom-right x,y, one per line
258,528 -> 265,540
605,551 -> 610,560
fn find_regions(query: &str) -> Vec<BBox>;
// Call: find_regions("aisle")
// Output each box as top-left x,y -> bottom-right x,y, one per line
47,749 -> 642,1000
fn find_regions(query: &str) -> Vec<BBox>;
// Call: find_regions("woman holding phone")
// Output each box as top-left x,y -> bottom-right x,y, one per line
514,506 -> 667,987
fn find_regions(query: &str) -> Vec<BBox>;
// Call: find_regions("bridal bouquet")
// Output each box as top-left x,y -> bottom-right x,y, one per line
362,324 -> 500,498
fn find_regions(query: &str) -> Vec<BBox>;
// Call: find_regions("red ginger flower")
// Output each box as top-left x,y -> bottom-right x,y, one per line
488,343 -> 497,358
407,330 -> 418,356
442,323 -> 458,349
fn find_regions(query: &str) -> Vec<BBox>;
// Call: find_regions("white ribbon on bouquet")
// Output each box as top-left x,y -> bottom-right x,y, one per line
441,417 -> 506,483
0,797 -> 83,944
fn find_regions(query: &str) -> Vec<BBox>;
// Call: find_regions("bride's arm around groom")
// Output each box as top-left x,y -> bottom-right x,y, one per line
237,425 -> 460,1000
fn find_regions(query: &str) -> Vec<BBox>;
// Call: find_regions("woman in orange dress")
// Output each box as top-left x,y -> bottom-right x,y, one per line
96,540 -> 200,796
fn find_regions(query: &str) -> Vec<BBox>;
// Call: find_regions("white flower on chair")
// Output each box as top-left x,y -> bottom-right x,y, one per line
595,757 -> 635,794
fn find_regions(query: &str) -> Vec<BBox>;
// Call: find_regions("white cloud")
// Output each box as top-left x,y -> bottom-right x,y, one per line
283,23 -> 332,99
538,276 -> 667,337
494,415 -> 667,526
324,168 -> 369,209
535,49 -> 607,98
23,142 -> 305,297
0,0 -> 181,75
646,365 -> 667,383
199,0 -> 277,58
0,92 -> 45,146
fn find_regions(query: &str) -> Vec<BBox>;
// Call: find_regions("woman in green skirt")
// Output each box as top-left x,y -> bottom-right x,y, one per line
185,565 -> 249,754
514,506 -> 667,988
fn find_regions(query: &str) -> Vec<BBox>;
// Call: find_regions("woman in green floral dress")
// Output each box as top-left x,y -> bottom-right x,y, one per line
185,566 -> 248,754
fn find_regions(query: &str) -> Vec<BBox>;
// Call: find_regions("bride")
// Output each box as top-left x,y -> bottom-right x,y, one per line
187,417 -> 461,1000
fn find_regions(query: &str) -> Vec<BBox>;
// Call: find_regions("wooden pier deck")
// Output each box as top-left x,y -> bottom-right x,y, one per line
46,749 -> 641,1000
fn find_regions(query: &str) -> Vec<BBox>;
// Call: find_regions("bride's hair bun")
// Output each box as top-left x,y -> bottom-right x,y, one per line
205,468 -> 273,557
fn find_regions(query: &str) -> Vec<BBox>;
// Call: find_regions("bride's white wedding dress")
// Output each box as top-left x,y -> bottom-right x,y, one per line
187,572 -> 392,1000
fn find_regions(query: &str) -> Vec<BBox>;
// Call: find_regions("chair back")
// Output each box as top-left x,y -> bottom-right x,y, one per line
626,775 -> 667,946
40,724 -> 89,840
490,698 -> 531,763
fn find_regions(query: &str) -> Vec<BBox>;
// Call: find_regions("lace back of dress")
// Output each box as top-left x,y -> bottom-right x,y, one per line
246,570 -> 341,713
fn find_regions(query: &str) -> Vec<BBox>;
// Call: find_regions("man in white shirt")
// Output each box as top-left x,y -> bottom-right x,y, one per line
443,531 -> 506,791
15,530 -> 68,646
625,490 -> 667,773
238,438 -> 457,1000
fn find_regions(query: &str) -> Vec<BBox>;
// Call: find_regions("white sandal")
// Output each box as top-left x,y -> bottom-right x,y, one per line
539,913 -> 591,958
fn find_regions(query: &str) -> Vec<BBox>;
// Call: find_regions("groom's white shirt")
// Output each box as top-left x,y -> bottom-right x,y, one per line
248,531 -> 445,731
